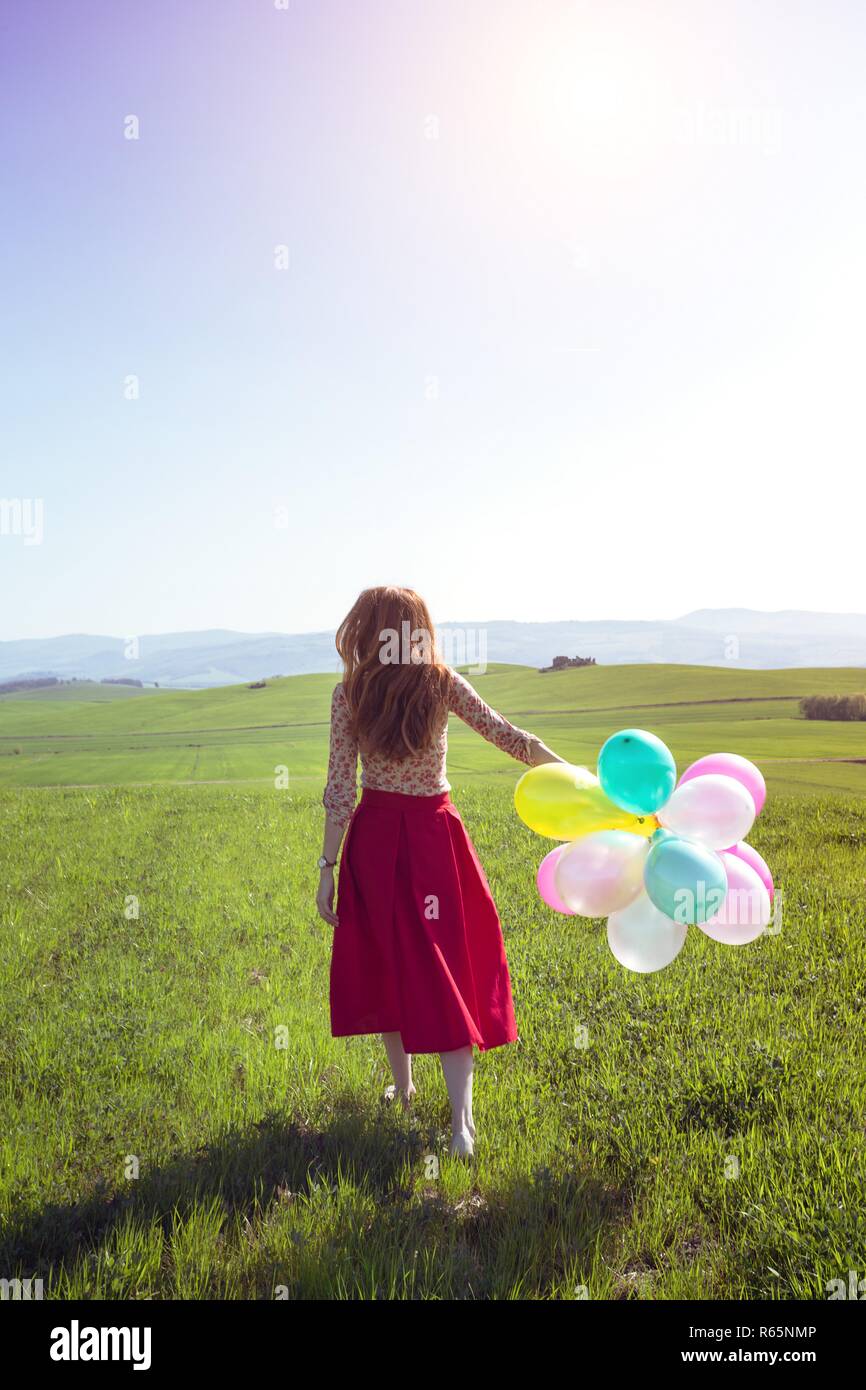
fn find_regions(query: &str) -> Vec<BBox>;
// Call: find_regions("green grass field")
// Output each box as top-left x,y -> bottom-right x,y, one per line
1,663 -> 865,796
1,664 -> 864,1299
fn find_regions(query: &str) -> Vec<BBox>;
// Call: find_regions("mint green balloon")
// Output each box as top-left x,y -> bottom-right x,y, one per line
651,827 -> 677,847
643,835 -> 727,925
598,728 -> 677,814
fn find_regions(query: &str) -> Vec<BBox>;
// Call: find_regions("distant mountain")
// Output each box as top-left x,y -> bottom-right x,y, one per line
0,630 -> 340,689
451,612 -> 866,671
1,611 -> 863,689
675,609 -> 866,637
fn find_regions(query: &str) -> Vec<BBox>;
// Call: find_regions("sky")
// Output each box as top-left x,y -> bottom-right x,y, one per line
2,0 -> 865,641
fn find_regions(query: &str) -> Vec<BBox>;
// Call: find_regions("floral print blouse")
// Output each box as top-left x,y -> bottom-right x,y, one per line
322,668 -> 537,830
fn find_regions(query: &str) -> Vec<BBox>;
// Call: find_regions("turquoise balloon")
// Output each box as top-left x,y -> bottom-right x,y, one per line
598,728 -> 677,814
643,835 -> 727,925
651,827 -> 676,846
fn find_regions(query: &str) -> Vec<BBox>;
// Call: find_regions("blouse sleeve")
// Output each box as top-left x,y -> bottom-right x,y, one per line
447,669 -> 537,765
322,682 -> 359,830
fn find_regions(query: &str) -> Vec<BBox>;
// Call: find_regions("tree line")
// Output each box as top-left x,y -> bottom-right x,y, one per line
800,693 -> 866,721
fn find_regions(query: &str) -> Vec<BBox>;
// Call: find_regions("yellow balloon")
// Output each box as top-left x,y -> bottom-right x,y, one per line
515,762 -> 658,841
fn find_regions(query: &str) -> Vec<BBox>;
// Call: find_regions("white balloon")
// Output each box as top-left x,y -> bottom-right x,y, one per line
698,854 -> 771,944
657,773 -> 755,850
554,830 -> 649,918
607,892 -> 688,974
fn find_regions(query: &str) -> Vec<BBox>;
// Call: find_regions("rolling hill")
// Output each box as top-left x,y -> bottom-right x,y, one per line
1,609 -> 864,688
0,663 -> 864,797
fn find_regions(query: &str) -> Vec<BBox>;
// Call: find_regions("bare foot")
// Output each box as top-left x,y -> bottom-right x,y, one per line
449,1128 -> 475,1160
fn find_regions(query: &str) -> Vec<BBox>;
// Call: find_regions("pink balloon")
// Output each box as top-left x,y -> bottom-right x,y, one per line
678,753 -> 766,816
554,830 -> 649,918
698,853 -> 771,945
724,840 -> 774,902
657,773 -> 756,850
536,844 -> 574,915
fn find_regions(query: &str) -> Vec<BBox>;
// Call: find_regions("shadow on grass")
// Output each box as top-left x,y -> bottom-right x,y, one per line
1,1093 -> 629,1298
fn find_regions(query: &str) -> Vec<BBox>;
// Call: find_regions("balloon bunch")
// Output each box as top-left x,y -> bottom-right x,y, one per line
515,731 -> 774,974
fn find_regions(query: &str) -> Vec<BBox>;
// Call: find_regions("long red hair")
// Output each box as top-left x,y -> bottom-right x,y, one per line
336,587 -> 451,759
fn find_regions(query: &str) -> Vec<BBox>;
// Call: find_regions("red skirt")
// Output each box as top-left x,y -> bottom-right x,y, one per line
330,788 -> 518,1054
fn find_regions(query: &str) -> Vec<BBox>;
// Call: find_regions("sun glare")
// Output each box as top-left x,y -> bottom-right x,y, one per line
514,11 -> 673,170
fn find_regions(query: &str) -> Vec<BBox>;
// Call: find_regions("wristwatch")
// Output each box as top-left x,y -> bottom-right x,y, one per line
317,855 -> 336,870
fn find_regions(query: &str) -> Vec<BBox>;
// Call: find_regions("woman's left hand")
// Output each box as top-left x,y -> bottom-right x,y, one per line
316,867 -> 338,927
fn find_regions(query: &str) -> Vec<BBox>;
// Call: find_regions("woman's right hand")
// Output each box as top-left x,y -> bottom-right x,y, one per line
316,867 -> 338,927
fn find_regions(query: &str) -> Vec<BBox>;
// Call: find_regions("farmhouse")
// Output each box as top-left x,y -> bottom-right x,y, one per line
539,655 -> 597,672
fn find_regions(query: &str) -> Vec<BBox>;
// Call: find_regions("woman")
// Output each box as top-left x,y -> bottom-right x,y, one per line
317,587 -> 563,1157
